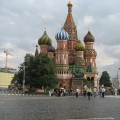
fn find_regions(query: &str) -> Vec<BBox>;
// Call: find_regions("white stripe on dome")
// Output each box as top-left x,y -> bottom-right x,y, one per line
55,27 -> 69,40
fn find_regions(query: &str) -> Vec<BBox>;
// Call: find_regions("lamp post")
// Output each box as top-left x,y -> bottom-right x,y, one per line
117,68 -> 120,79
23,64 -> 25,94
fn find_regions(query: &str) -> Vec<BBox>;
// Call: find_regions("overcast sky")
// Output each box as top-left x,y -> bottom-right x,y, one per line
0,0 -> 120,79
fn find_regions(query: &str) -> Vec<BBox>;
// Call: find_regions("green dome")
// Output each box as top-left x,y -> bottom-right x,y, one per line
74,40 -> 85,51
38,30 -> 51,45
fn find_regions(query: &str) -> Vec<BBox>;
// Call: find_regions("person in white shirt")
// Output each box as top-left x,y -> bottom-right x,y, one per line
63,89 -> 66,97
93,87 -> 97,97
115,88 -> 118,96
102,87 -> 105,98
76,88 -> 80,98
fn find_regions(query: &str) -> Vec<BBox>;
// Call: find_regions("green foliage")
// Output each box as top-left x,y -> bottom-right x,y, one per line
99,71 -> 112,87
11,74 -> 18,84
83,79 -> 87,86
12,53 -> 59,89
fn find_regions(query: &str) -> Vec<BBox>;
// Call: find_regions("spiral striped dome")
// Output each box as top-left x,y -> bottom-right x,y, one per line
38,30 -> 51,45
74,40 -> 85,51
55,28 -> 69,40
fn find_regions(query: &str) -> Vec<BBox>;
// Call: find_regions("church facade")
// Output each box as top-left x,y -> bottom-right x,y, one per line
36,1 -> 99,91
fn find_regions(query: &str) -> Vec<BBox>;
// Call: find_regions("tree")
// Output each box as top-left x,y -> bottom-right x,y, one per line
83,79 -> 88,86
12,53 -> 59,89
99,71 -> 112,87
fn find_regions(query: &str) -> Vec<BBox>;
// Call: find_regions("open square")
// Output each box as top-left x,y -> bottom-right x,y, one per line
0,95 -> 119,120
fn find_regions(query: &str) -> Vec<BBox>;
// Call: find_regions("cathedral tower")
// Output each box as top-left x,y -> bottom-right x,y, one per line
84,29 -> 98,87
55,27 -> 70,87
74,39 -> 86,69
63,1 -> 78,65
84,29 -> 97,71
55,27 -> 69,69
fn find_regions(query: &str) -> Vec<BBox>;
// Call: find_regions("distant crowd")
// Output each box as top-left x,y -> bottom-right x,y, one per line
48,86 -> 120,100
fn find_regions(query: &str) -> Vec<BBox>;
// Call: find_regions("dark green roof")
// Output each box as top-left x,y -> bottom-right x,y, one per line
86,62 -> 94,72
38,30 -> 51,45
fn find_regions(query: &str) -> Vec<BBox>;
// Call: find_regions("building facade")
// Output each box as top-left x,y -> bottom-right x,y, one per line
37,1 -> 99,91
0,71 -> 14,88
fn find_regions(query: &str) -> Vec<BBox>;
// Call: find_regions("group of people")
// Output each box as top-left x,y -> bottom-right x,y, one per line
51,86 -> 107,99
57,88 -> 66,97
76,86 -> 106,100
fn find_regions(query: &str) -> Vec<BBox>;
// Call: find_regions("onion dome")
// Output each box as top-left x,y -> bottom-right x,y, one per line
74,40 -> 85,51
67,1 -> 73,6
84,30 -> 95,43
38,28 -> 51,45
47,44 -> 55,52
55,27 -> 69,40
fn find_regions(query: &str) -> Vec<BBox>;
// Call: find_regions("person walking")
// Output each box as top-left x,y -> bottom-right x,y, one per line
99,88 -> 102,97
87,86 -> 92,100
49,91 -> 51,96
102,87 -> 105,98
93,87 -> 97,97
76,88 -> 80,98
63,89 -> 66,97
115,88 -> 118,96
83,88 -> 87,97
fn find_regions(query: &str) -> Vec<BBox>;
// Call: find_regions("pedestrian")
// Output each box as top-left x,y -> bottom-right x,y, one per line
87,86 -> 92,100
99,88 -> 102,97
60,89 -> 63,97
68,89 -> 70,95
58,89 -> 60,97
83,88 -> 87,97
93,87 -> 97,97
49,91 -> 51,96
118,89 -> 120,95
102,87 -> 105,98
76,88 -> 80,98
114,88 -> 118,96
70,89 -> 72,95
63,89 -> 66,97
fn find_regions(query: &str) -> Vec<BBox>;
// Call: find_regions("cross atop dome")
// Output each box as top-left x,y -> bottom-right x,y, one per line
67,0 -> 73,6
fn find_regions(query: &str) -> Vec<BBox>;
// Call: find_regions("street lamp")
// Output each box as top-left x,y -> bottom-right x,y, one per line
117,68 -> 120,79
23,64 -> 25,94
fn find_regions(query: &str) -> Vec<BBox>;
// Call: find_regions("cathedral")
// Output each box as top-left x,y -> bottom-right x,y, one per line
36,1 -> 99,91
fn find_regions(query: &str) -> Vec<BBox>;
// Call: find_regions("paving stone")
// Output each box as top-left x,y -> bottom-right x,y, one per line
0,95 -> 119,120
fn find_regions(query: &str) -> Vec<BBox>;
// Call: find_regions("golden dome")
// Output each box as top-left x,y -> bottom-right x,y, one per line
67,1 -> 73,6
74,40 -> 85,51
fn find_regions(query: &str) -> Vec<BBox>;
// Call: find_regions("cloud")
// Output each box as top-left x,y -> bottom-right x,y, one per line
94,44 -> 120,78
0,0 -> 120,80
9,21 -> 15,25
82,16 -> 94,26
38,13 -> 53,20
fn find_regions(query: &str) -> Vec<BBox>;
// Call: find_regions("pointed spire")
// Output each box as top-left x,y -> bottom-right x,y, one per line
35,45 -> 39,56
63,1 -> 78,41
88,27 -> 90,32
64,1 -> 75,25
61,19 -> 64,27
44,27 -> 46,31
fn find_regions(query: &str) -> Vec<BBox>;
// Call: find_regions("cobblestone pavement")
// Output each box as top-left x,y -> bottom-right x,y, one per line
0,95 -> 120,120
